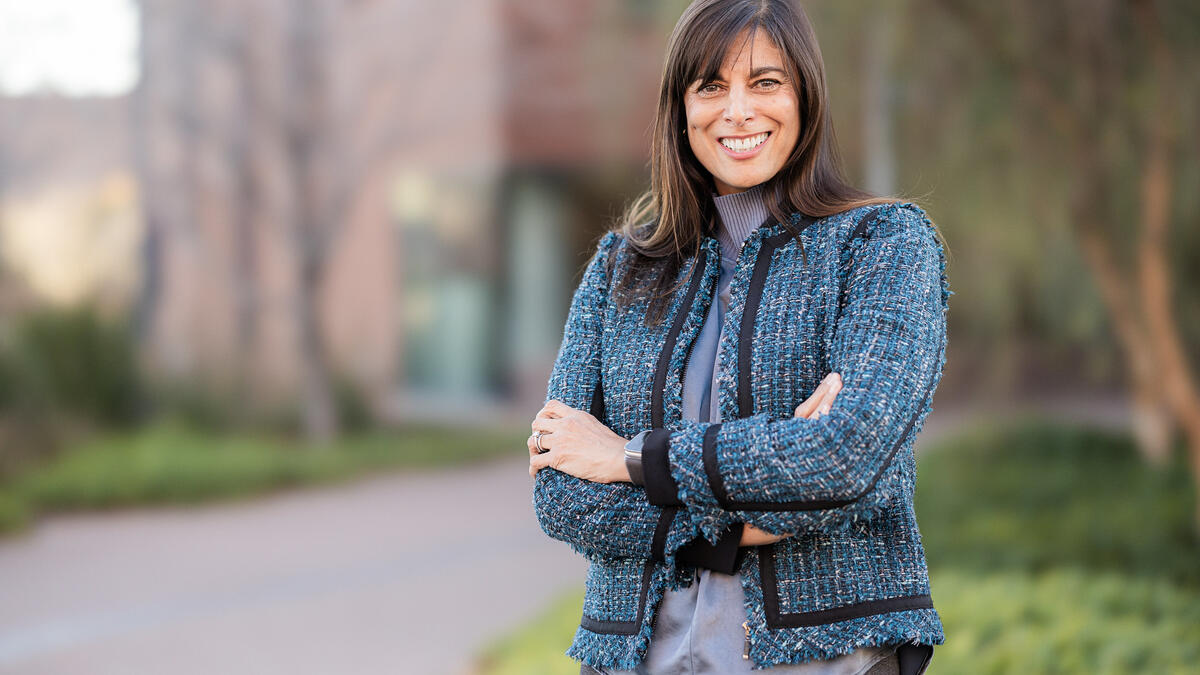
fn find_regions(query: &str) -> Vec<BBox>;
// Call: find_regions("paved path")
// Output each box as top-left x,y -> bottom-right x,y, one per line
0,395 -> 1127,674
0,454 -> 585,675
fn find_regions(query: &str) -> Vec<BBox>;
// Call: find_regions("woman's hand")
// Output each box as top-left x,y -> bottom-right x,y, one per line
741,372 -> 843,546
528,400 -> 630,483
793,371 -> 842,420
741,523 -> 786,546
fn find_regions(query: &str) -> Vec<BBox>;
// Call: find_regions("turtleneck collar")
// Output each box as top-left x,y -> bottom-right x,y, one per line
712,183 -> 769,264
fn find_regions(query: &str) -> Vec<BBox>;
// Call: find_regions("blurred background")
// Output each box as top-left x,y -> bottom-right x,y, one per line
0,0 -> 1197,673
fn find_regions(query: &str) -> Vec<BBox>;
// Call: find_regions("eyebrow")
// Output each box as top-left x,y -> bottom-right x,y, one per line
748,66 -> 786,78
703,65 -> 786,82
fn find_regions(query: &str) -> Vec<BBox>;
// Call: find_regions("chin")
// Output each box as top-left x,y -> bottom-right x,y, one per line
721,174 -> 768,191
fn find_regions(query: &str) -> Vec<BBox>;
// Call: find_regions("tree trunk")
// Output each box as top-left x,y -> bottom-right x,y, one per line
285,0 -> 340,444
1069,164 -> 1174,467
1132,0 -> 1200,531
297,257 -> 336,445
230,25 -> 263,426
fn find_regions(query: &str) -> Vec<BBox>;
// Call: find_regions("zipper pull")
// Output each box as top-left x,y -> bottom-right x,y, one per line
742,620 -> 751,660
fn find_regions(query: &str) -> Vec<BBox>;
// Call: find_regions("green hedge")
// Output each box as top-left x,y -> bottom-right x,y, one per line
928,568 -> 1199,674
0,420 -> 528,533
916,416 -> 1198,586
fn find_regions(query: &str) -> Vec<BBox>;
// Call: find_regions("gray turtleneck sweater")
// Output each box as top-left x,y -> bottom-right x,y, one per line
609,184 -> 896,675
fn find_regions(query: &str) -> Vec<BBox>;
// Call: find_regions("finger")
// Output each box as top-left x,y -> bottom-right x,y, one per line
808,373 -> 843,418
795,375 -> 834,418
529,448 -> 556,473
532,403 -> 564,425
528,453 -> 550,477
528,430 -> 554,455
531,412 -> 547,431
794,379 -> 827,418
541,400 -> 573,418
817,378 -> 843,416
810,386 -> 836,420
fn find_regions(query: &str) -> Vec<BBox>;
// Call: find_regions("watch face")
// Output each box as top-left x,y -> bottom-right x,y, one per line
623,432 -> 646,456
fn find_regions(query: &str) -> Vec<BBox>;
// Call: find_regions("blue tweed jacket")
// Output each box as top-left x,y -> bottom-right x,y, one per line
533,201 -> 951,671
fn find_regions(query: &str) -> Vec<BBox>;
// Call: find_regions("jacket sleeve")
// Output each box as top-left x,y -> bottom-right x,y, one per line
532,231 -> 705,565
639,203 -> 951,543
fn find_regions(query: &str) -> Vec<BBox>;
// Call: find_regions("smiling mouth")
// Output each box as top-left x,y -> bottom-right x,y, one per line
719,132 -> 770,153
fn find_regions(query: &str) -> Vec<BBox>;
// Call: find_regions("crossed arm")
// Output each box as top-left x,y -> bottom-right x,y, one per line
530,204 -> 950,566
529,373 -> 844,559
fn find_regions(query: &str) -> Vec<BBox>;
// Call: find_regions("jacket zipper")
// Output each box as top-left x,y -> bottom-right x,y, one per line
647,583 -> 661,651
679,330 -> 699,389
742,620 -> 751,660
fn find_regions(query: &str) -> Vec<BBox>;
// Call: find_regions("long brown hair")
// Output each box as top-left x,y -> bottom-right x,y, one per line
612,0 -> 898,326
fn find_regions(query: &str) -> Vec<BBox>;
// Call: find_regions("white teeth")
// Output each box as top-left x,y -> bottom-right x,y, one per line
720,132 -> 769,152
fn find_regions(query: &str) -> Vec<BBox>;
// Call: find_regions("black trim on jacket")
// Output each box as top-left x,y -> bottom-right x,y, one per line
647,252 -> 710,560
675,522 -> 744,575
651,252 -> 710,429
642,429 -> 682,507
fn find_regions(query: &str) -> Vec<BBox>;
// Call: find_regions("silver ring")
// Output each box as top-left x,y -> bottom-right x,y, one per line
534,430 -> 551,453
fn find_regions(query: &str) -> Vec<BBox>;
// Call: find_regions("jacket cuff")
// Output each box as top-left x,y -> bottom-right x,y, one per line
660,422 -> 732,543
641,428 -> 683,506
676,522 -> 744,575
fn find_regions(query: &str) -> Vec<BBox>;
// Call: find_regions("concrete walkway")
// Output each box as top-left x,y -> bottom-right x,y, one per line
0,395 -> 1127,674
0,454 -> 585,675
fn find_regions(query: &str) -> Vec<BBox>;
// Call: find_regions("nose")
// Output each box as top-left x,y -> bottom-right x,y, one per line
723,86 -> 755,126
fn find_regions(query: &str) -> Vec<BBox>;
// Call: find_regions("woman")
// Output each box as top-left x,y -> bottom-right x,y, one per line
528,1 -> 950,673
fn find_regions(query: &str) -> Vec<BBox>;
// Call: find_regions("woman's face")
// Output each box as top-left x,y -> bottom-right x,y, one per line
684,30 -> 800,196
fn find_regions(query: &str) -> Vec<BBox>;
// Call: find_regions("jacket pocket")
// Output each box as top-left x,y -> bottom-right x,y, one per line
758,539 -> 933,629
580,557 -> 654,635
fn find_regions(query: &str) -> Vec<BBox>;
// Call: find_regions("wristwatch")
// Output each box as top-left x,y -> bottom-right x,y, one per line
623,430 -> 650,486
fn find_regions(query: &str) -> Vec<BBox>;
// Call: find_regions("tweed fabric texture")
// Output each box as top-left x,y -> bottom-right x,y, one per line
533,201 -> 951,671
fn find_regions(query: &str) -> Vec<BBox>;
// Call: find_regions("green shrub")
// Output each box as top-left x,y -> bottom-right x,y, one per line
477,590 -> 585,675
0,489 -> 29,534
0,420 -> 529,530
333,376 -> 376,433
928,568 -> 1200,674
1,307 -> 144,426
916,416 -> 1199,586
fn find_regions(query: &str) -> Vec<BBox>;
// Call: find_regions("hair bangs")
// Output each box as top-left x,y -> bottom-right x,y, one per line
677,5 -> 762,91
